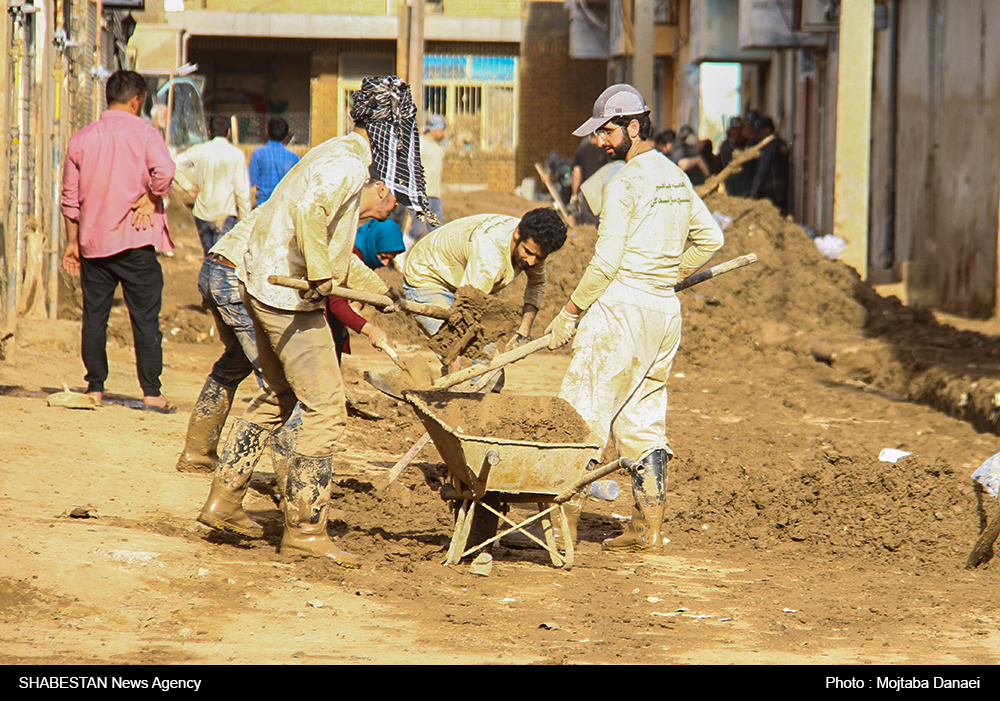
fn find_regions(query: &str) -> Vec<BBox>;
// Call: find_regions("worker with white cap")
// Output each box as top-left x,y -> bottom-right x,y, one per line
404,113 -> 448,249
545,84 -> 725,552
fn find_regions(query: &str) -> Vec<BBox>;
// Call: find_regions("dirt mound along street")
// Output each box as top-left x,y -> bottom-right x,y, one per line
410,392 -> 591,443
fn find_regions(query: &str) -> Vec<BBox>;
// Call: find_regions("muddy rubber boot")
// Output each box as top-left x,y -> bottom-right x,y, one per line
280,451 -> 361,568
175,377 -> 236,473
602,449 -> 668,552
269,421 -> 298,501
197,418 -> 270,538
269,423 -> 346,522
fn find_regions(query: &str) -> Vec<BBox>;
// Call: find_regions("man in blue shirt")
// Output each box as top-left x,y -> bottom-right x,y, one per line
248,116 -> 300,207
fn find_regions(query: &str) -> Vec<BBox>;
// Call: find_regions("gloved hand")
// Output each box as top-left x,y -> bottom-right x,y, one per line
300,279 -> 334,302
378,299 -> 399,314
361,323 -> 388,349
545,309 -> 580,350
504,333 -> 531,353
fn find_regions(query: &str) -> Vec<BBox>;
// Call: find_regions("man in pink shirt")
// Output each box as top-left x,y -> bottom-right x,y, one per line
61,70 -> 178,412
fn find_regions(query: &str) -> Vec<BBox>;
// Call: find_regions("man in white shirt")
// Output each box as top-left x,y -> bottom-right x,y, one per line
173,115 -> 252,255
546,84 -> 724,552
404,114 -> 447,249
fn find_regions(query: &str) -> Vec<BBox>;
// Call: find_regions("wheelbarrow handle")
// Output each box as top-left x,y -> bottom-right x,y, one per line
267,275 -> 452,320
554,456 -> 635,504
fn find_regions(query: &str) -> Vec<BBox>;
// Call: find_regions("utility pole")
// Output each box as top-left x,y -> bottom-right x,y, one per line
408,0 -> 425,131
632,0 -> 654,107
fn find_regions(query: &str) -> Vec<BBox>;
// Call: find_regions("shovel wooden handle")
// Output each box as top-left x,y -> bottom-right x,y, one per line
267,275 -> 452,320
674,253 -> 758,292
376,338 -> 402,366
430,335 -> 552,391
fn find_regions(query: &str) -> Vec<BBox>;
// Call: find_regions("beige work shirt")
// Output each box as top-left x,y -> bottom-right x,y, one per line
419,134 -> 444,199
403,213 -> 546,309
570,149 -> 724,311
209,208 -> 258,264
238,132 -> 387,312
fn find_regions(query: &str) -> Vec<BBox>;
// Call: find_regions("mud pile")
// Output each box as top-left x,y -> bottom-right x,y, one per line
413,392 -> 591,443
669,449 -> 979,563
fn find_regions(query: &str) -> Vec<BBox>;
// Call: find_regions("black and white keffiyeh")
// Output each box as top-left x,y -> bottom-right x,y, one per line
350,76 -> 439,226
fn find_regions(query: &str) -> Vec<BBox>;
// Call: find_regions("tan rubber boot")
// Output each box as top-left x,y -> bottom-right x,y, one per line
175,377 -> 236,473
603,449 -> 668,552
197,418 -> 270,539
270,421 -> 346,522
270,421 -> 297,501
280,451 -> 360,568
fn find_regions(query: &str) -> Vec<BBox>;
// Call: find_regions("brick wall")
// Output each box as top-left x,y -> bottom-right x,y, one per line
443,152 -> 516,191
310,52 -> 340,145
516,2 -> 608,185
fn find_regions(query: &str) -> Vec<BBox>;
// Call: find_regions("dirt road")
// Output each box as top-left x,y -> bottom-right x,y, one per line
1,191 -> 999,666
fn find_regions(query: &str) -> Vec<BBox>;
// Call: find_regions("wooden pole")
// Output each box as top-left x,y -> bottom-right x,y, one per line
408,0 -> 425,131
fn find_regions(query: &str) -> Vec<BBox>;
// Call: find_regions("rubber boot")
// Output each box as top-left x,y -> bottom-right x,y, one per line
197,418 -> 270,538
175,377 -> 236,473
280,451 -> 361,567
602,449 -> 668,552
270,421 -> 298,502
270,422 -> 347,522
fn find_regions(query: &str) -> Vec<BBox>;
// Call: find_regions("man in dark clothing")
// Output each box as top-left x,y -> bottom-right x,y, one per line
749,116 -> 790,213
720,116 -> 750,197
669,125 -> 709,185
570,133 -> 610,225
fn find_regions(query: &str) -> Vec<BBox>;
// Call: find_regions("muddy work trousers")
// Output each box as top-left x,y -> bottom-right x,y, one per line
240,286 -> 346,457
559,280 -> 681,461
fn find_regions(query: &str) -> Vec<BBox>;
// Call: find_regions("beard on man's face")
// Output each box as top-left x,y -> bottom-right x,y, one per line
608,130 -> 632,161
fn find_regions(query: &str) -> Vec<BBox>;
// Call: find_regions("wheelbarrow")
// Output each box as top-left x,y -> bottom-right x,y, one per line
404,391 -> 634,570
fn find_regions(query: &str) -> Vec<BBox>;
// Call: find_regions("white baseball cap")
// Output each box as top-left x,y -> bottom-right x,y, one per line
572,84 -> 649,137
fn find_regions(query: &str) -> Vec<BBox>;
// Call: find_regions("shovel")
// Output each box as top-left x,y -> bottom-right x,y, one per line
266,274 -> 440,394
266,275 -> 451,320
375,338 -> 435,391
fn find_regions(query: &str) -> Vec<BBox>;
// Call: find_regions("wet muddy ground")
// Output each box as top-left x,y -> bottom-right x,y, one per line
1,189 -> 999,666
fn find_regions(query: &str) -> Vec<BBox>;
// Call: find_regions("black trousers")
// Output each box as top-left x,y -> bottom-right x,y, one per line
79,245 -> 164,396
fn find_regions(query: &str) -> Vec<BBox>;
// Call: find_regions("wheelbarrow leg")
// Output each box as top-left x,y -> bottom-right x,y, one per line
559,505 -> 575,570
447,499 -> 475,565
537,504 -> 562,568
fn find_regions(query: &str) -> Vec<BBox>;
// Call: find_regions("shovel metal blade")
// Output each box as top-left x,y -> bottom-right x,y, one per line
363,369 -> 414,401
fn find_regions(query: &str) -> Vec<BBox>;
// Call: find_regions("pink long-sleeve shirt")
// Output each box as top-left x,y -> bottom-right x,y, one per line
61,109 -> 176,258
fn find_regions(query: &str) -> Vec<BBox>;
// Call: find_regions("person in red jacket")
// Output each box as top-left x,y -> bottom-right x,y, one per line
325,218 -> 405,362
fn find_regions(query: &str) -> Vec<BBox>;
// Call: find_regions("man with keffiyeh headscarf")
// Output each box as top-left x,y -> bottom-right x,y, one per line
197,76 -> 432,568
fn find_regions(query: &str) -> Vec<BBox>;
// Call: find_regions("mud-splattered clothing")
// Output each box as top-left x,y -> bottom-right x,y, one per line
402,213 -> 546,310
569,150 -> 722,310
238,132 -> 388,312
560,150 -> 723,460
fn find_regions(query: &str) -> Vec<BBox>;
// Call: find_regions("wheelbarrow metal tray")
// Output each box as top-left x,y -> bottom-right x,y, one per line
405,392 -> 600,496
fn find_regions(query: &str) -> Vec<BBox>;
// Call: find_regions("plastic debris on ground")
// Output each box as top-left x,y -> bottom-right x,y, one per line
971,452 -> 1000,498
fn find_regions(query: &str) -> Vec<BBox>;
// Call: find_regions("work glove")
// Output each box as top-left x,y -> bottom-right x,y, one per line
504,333 -> 531,353
545,309 -> 580,350
300,279 -> 334,302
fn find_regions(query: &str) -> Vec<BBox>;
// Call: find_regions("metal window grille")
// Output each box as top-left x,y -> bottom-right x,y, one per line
422,53 -> 518,152
216,112 -> 311,147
